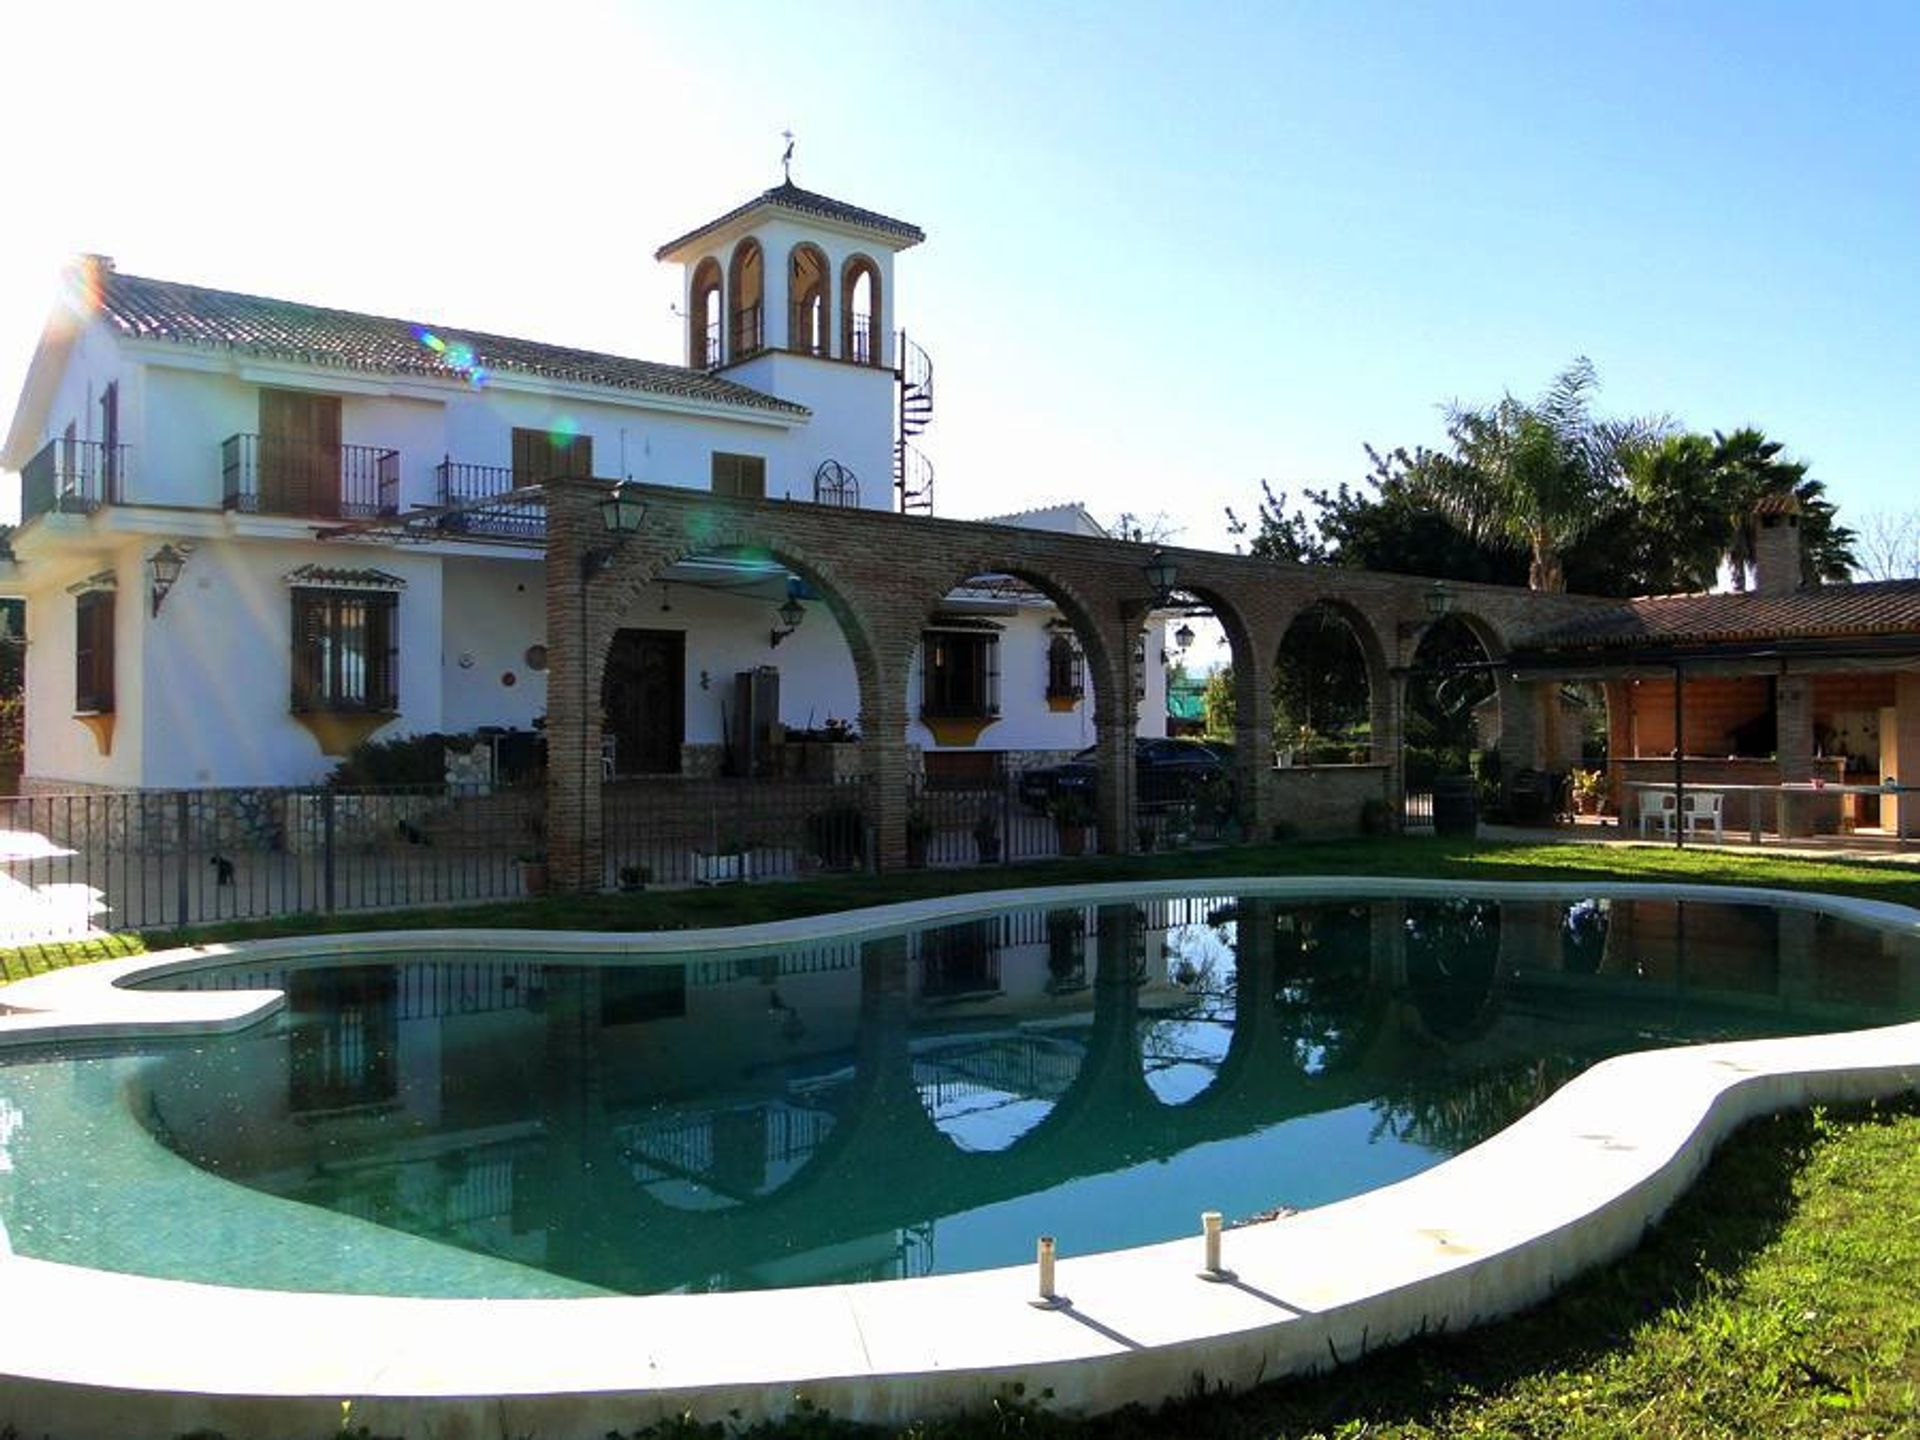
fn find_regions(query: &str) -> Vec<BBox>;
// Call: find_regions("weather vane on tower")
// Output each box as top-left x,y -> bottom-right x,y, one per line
781,129 -> 795,184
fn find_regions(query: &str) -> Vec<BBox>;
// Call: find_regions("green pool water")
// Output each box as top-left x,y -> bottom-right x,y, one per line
2,891 -> 1914,1297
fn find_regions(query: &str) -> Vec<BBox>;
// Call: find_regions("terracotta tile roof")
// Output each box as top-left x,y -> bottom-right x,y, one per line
1519,580 -> 1920,652
92,269 -> 808,418
654,182 -> 925,259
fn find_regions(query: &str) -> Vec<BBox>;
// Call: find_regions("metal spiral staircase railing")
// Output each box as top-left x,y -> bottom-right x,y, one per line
895,330 -> 934,515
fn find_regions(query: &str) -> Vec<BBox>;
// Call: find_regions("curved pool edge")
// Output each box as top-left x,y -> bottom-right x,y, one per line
2,877 -> 1918,1438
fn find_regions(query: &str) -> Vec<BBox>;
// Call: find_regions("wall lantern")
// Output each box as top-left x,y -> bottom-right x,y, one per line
582,483 -> 648,579
770,595 -> 806,648
1424,581 -> 1454,619
1173,621 -> 1197,651
1142,549 -> 1178,606
148,542 -> 193,616
597,482 -> 648,535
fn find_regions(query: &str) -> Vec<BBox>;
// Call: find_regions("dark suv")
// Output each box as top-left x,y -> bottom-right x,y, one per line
1018,738 -> 1229,811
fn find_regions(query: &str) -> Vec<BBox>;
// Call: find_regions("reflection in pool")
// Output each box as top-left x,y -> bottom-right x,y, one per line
1,892 -> 1915,1297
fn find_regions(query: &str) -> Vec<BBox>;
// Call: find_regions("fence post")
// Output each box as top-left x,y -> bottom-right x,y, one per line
1000,766 -> 1013,864
174,790 -> 190,929
322,788 -> 337,913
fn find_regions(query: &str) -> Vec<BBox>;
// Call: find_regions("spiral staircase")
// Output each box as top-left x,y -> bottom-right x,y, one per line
895,331 -> 934,515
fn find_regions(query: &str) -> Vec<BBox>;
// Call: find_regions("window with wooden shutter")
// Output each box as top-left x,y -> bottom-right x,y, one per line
922,630 -> 1000,718
291,589 -> 398,713
711,452 -> 767,499
511,428 -> 594,487
74,589 -> 115,714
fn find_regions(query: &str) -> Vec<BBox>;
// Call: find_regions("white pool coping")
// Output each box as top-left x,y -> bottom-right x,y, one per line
2,877 -> 1918,1439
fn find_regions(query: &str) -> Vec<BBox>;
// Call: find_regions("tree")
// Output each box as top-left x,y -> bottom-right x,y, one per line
1202,666 -> 1237,740
1853,511 -> 1920,581
1707,429 -> 1855,588
1404,358 -> 1664,592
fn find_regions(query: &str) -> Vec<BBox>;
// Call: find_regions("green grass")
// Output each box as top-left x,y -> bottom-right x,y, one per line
7,834 -> 1920,983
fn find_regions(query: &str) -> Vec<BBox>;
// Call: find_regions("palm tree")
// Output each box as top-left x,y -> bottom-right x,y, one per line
1409,358 -> 1664,592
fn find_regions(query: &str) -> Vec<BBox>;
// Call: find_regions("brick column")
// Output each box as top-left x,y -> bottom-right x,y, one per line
861,651 -> 913,871
1093,610 -> 1144,853
1236,640 -> 1274,841
1496,673 -> 1542,782
1777,675 -> 1814,837
1894,673 -> 1920,840
1371,664 -> 1405,832
545,480 -> 606,893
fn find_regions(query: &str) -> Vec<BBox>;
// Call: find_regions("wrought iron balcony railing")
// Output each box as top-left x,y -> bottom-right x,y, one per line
433,459 -> 544,539
21,437 -> 126,519
222,434 -> 399,519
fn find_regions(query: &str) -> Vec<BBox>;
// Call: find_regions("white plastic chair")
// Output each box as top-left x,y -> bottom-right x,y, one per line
1683,791 -> 1725,842
601,734 -> 618,780
1638,791 -> 1678,838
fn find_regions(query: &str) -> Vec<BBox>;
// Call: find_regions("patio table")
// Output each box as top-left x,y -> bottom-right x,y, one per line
1626,780 -> 1909,844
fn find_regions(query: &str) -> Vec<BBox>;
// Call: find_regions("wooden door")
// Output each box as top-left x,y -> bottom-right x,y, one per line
260,389 -> 342,516
603,629 -> 685,775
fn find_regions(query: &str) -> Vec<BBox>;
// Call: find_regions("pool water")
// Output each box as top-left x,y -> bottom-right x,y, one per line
2,892 -> 1915,1297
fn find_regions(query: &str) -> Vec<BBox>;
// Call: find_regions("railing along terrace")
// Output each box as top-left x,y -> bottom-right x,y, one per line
21,438 -> 126,519
699,321 -> 721,370
848,311 -> 875,366
221,434 -> 401,519
434,460 -> 544,539
787,302 -> 828,356
731,302 -> 764,358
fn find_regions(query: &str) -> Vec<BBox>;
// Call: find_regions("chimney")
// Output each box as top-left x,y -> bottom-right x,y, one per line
1752,493 -> 1803,595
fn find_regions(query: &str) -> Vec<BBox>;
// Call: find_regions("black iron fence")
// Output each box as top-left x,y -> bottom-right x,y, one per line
2,773 -> 1259,941
601,776 -> 874,889
1,784 -> 539,936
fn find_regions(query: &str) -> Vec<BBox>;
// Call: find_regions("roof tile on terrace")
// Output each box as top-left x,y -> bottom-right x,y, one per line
1521,580 -> 1920,651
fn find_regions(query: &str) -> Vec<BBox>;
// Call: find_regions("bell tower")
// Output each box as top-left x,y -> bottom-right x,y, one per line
655,177 -> 930,511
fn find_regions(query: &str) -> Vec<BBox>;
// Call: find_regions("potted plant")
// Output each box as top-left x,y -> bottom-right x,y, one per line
905,806 -> 933,868
1571,767 -> 1606,817
1050,792 -> 1094,856
695,837 -> 751,885
618,863 -> 650,892
972,809 -> 1001,864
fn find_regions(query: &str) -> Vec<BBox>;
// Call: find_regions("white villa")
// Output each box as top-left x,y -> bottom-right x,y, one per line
0,181 -> 1167,797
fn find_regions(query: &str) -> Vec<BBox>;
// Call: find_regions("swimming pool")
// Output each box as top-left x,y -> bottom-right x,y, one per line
2,878 -> 1917,1435
4,887 -> 1915,1300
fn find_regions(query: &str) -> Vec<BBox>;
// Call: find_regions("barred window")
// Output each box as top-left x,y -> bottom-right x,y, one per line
292,588 -> 398,713
1045,633 -> 1082,701
712,451 -> 767,499
923,630 -> 1000,718
75,589 -> 115,714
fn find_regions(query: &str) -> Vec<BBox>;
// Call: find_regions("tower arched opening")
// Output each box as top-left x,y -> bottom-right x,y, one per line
728,238 -> 764,360
689,258 -> 722,370
841,255 -> 881,366
788,244 -> 829,356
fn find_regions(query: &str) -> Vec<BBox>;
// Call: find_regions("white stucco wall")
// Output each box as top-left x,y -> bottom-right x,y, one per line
134,538 -> 443,788
441,557 -> 549,734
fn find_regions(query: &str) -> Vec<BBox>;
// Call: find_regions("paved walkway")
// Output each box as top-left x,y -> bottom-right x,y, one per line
1483,818 -> 1920,867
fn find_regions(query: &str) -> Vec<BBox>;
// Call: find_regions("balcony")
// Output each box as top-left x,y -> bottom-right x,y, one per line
222,434 -> 399,519
434,459 -> 544,540
21,438 -> 126,520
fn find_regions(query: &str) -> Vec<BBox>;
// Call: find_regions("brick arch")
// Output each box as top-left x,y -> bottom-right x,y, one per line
589,526 -> 886,741
899,557 -> 1125,725
1271,595 -> 1395,763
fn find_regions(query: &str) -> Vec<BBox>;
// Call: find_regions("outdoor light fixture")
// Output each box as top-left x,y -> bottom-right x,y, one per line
1424,580 -> 1454,619
148,542 -> 193,616
1143,548 -> 1178,606
581,483 -> 649,579
769,595 -> 806,648
1174,621 -> 1196,651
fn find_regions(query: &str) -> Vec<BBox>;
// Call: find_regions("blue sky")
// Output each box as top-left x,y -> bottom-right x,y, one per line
3,0 -> 1914,555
